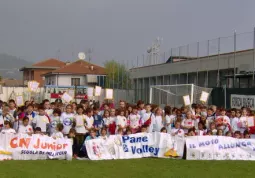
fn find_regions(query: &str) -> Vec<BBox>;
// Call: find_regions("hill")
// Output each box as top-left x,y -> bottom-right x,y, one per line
0,53 -> 32,79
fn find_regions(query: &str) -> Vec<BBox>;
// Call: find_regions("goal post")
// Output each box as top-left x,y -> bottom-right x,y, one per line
149,84 -> 212,107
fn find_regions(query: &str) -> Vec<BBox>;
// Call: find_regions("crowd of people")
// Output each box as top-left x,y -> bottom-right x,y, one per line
0,98 -> 254,158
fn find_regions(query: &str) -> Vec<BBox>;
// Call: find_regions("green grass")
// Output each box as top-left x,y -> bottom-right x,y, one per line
0,159 -> 255,178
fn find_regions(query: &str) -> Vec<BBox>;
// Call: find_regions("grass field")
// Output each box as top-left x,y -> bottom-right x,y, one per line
0,159 -> 255,178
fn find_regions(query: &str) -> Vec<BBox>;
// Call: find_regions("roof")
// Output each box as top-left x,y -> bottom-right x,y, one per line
19,66 -> 59,71
132,48 -> 254,70
19,58 -> 66,71
43,60 -> 106,76
0,78 -> 23,86
32,58 -> 66,67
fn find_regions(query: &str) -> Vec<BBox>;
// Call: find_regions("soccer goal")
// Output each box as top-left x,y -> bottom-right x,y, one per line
149,84 -> 213,107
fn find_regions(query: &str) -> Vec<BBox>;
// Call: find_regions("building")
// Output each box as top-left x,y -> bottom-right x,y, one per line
129,49 -> 255,103
19,58 -> 66,86
43,59 -> 106,87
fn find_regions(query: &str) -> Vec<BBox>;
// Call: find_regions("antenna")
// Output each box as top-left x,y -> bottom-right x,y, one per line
87,48 -> 93,63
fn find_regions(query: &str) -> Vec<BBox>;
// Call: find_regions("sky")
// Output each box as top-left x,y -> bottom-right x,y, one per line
0,0 -> 255,67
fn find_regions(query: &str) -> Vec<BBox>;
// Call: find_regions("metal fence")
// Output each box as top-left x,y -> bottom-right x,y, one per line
130,29 -> 255,70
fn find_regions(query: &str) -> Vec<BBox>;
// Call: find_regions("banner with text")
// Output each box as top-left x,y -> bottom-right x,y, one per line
0,134 -> 72,160
86,132 -> 185,160
231,94 -> 255,110
186,136 -> 255,160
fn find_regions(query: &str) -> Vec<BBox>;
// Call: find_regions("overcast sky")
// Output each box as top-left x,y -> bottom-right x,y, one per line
0,0 -> 255,66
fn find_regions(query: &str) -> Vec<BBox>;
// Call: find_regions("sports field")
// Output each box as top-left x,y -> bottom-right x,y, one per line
0,159 -> 254,178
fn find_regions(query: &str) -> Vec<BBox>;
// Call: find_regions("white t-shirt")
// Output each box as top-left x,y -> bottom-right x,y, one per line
32,115 -> 49,132
181,118 -> 195,133
103,117 -> 110,126
116,115 -> 127,133
239,116 -> 248,133
74,114 -> 86,134
231,117 -> 239,133
128,114 -> 141,129
1,128 -> 16,134
171,128 -> 185,137
216,115 -> 230,132
45,109 -> 53,117
50,116 -> 60,135
85,115 -> 94,131
60,112 -> 74,135
165,115 -> 175,133
18,125 -> 33,134
51,131 -> 64,139
141,112 -> 155,133
154,115 -> 163,132
138,109 -> 146,118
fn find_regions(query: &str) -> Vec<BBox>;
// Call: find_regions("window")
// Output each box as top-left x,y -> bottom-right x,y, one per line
31,71 -> 34,80
71,78 -> 80,86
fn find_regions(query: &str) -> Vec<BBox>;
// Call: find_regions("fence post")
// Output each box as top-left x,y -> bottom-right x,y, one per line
233,31 -> 237,88
253,27 -> 255,86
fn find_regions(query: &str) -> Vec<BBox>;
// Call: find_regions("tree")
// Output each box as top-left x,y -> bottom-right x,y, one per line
104,60 -> 131,89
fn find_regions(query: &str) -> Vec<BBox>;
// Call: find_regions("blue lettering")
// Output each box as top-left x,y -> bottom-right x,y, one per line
199,142 -> 205,147
215,139 -> 219,144
154,148 -> 160,156
131,146 -> 136,154
241,142 -> 247,147
142,136 -> 148,142
130,137 -> 136,143
122,136 -> 129,143
137,148 -> 142,154
205,141 -> 210,146
218,144 -> 223,150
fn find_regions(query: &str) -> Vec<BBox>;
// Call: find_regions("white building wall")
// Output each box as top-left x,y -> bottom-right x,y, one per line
57,75 -> 87,86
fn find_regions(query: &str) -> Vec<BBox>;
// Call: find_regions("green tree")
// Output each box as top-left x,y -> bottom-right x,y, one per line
104,60 -> 131,89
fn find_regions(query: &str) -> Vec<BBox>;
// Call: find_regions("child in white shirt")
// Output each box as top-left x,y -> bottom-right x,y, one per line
107,109 -> 117,135
164,106 -> 175,134
1,121 -> 16,134
18,117 -> 33,135
128,107 -> 141,134
116,110 -> 127,134
50,108 -> 61,136
141,104 -> 155,133
231,110 -> 241,133
154,108 -> 163,132
60,105 -> 74,135
85,108 -> 94,133
32,106 -> 50,134
51,123 -> 64,139
171,121 -> 184,137
181,111 -> 195,134
74,106 -> 86,146
215,109 -> 230,133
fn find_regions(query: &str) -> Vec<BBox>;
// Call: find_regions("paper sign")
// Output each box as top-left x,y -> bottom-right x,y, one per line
87,88 -> 94,97
105,89 -> 113,99
200,91 -> 209,102
61,92 -> 73,103
67,89 -> 75,98
16,95 -> 24,106
94,86 -> 102,96
183,95 -> 191,106
247,117 -> 255,127
28,81 -> 39,92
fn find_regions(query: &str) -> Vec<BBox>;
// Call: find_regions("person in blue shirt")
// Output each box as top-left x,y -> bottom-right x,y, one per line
92,106 -> 104,136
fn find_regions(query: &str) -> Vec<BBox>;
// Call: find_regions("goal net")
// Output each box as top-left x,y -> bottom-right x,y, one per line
149,84 -> 213,107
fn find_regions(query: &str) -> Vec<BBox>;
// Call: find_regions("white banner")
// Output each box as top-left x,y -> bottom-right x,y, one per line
0,134 -> 72,160
186,136 -> 255,160
231,94 -> 255,110
85,132 -> 185,160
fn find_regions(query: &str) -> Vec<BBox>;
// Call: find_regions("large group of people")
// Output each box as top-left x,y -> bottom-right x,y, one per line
0,98 -> 254,158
